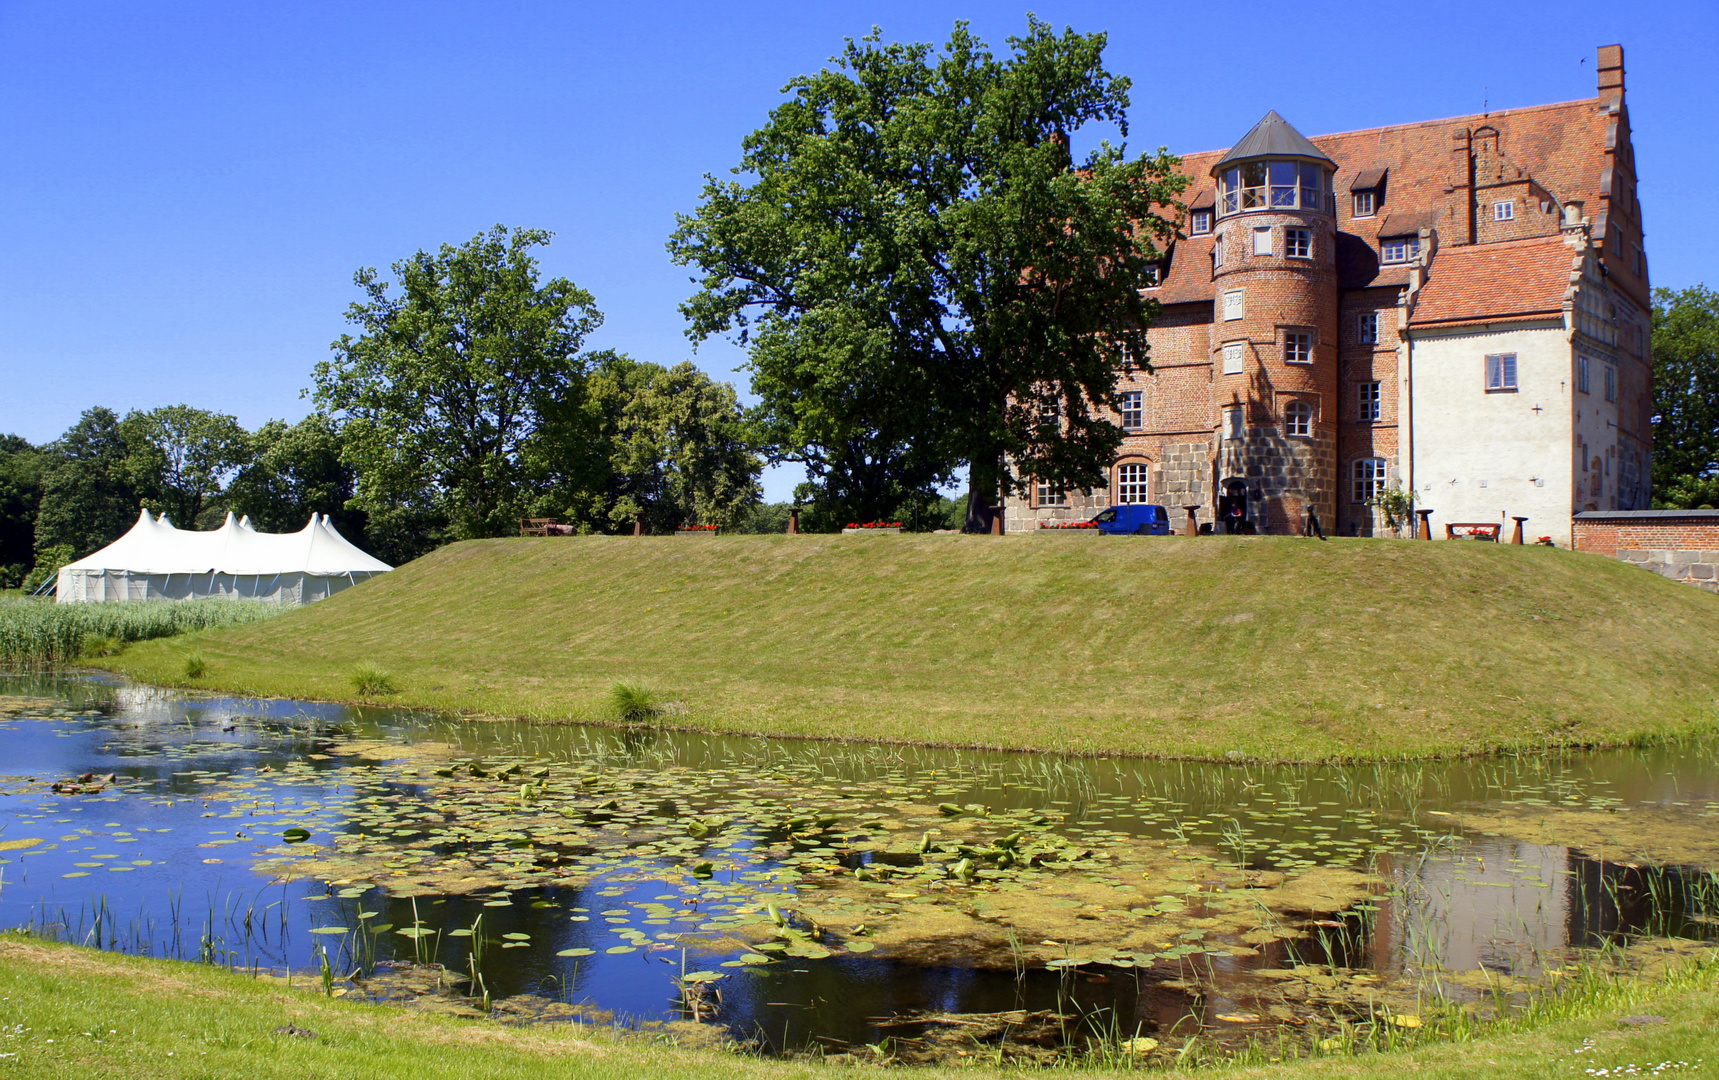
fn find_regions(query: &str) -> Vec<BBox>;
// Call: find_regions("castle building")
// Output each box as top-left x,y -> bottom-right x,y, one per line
1007,44 -> 1650,545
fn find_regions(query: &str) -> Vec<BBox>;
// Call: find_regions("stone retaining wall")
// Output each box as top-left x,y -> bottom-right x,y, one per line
1572,510 -> 1719,592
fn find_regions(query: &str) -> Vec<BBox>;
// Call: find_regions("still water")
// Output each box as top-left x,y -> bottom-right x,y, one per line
0,672 -> 1714,1058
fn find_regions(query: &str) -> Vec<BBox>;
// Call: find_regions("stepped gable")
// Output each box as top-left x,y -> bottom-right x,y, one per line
1408,234 -> 1577,327
1147,97 -> 1608,305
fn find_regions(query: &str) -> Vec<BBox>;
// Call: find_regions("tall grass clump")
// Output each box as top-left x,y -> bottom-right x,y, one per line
609,682 -> 662,723
181,653 -> 208,680
349,662 -> 398,697
0,595 -> 285,665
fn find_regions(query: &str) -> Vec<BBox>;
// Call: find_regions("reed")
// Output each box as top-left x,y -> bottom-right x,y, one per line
0,595 -> 283,664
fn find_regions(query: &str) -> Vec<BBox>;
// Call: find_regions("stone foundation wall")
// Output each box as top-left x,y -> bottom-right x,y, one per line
1572,510 -> 1719,592
1155,441 -> 1212,513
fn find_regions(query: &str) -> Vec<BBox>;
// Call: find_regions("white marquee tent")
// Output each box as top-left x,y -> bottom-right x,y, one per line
55,509 -> 392,605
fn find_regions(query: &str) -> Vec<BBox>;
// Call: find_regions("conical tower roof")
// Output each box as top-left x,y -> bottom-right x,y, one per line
1213,110 -> 1333,171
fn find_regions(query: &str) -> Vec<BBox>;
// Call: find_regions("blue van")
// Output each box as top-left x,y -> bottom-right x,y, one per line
1090,505 -> 1172,535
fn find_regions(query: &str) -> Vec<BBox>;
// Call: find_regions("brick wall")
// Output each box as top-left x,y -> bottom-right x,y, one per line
1572,510 -> 1719,592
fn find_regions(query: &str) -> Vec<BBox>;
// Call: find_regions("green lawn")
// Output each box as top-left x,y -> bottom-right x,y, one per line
2,936 -> 1716,1079
105,534 -> 1719,762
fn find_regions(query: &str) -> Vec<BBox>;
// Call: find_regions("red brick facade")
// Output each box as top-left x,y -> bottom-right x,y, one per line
1005,44 -> 1650,540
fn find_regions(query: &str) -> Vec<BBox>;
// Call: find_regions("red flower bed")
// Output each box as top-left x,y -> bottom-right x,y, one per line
846,522 -> 903,529
675,524 -> 720,532
1039,521 -> 1097,529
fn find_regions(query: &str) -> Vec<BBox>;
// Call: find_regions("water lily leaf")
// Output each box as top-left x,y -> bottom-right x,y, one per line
843,941 -> 875,953
557,947 -> 595,957
502,932 -> 530,941
309,927 -> 349,935
604,945 -> 637,954
282,828 -> 311,843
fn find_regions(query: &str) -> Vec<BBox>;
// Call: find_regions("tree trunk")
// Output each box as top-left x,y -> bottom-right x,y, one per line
964,449 -> 1003,534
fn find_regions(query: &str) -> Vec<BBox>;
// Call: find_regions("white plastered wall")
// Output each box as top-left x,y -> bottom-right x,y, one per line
1407,320 -> 1576,546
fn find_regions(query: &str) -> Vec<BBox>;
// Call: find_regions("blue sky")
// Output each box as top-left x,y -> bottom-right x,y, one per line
3,0 -> 1713,500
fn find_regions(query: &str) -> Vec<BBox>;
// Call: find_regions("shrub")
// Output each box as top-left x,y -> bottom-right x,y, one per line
609,682 -> 662,723
349,662 -> 398,697
182,653 -> 207,679
81,634 -> 123,659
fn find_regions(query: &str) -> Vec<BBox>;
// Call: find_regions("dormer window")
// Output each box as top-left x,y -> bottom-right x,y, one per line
1190,210 -> 1212,235
1142,263 -> 1163,286
1381,236 -> 1420,264
1493,200 -> 1515,221
1353,190 -> 1375,217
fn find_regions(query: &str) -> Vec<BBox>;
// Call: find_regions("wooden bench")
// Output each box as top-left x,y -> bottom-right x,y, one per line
519,517 -> 559,537
1445,522 -> 1502,541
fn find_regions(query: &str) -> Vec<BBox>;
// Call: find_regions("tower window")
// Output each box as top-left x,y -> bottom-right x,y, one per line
1190,210 -> 1211,235
1222,342 -> 1245,374
1116,463 -> 1151,504
1605,364 -> 1618,402
1214,233 -> 1226,266
1353,190 -> 1375,217
1381,237 -> 1420,264
1284,400 -> 1313,437
1493,200 -> 1515,221
1270,162 -> 1299,208
1223,289 -> 1245,321
1223,404 -> 1245,439
1252,227 -> 1273,256
1283,331 -> 1313,364
1118,390 -> 1143,430
1352,458 -> 1387,503
1358,381 -> 1381,421
1485,352 -> 1518,391
1358,312 -> 1379,344
1285,228 -> 1311,258
1576,355 -> 1590,394
1219,160 -> 1327,216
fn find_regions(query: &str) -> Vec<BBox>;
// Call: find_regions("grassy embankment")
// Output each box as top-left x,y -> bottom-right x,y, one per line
2,935 -> 1716,1079
103,534 -> 1719,762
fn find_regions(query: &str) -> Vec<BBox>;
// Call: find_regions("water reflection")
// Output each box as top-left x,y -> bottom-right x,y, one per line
0,670 -> 1714,1055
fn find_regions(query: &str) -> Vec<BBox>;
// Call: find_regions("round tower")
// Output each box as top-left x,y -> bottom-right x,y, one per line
1207,111 -> 1339,534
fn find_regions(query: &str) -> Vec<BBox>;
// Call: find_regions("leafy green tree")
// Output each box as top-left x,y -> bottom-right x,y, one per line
572,355 -> 761,533
1651,285 -> 1719,507
669,19 -> 1186,530
227,414 -> 364,537
0,435 -> 47,588
312,225 -> 603,542
121,405 -> 250,528
34,407 -> 143,560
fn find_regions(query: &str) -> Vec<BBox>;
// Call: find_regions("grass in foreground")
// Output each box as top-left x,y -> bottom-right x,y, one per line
1,935 -> 1717,1079
106,534 -> 1719,761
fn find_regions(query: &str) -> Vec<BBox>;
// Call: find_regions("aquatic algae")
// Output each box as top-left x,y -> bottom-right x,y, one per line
1449,804 -> 1719,871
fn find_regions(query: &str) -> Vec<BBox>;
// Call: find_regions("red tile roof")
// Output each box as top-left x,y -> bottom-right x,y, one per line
1408,235 -> 1577,326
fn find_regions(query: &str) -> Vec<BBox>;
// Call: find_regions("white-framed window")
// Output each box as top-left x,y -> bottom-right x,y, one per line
1223,404 -> 1245,439
1352,458 -> 1387,503
1285,228 -> 1311,258
1190,210 -> 1212,235
1358,312 -> 1379,345
1493,200 -> 1514,221
1038,400 -> 1061,424
1284,400 -> 1313,437
1142,263 -> 1162,286
1604,364 -> 1618,402
1118,390 -> 1143,429
1485,352 -> 1518,391
1283,331 -> 1313,364
1252,226 -> 1273,256
1576,355 -> 1590,394
1220,161 -> 1325,215
1213,233 -> 1225,266
1357,381 -> 1381,421
1353,190 -> 1375,218
1223,289 -> 1245,320
1116,462 -> 1151,504
1035,480 -> 1066,506
1222,342 -> 1245,374
1381,236 -> 1421,264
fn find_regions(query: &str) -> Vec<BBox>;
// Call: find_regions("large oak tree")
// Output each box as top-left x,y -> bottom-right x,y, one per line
670,19 -> 1186,529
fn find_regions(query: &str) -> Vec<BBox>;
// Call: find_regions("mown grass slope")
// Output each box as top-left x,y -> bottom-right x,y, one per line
108,534 -> 1719,761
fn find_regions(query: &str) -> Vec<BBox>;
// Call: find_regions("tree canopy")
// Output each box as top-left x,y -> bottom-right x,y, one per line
669,19 -> 1186,528
121,404 -> 250,528
313,225 -> 603,541
1651,285 -> 1719,508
